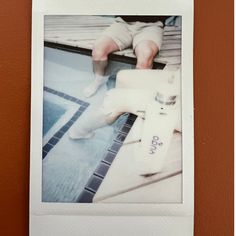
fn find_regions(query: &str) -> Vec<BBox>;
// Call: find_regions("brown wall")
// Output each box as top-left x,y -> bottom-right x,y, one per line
0,0 -> 233,235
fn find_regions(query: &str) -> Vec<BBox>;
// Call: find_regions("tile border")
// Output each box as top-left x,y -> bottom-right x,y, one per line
77,114 -> 137,203
42,86 -> 89,159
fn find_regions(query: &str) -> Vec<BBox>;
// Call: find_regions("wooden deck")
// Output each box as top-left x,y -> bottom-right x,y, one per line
44,16 -> 181,67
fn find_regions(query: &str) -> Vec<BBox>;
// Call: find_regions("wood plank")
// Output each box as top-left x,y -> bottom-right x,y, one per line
44,15 -> 182,66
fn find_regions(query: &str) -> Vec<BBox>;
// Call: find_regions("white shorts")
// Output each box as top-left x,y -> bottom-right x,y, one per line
99,17 -> 164,51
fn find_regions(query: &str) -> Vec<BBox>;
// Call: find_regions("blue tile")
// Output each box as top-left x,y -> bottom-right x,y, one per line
94,162 -> 110,178
70,97 -> 78,103
128,114 -> 137,122
126,118 -> 136,126
54,130 -> 64,139
65,120 -> 74,127
103,151 -> 116,164
73,110 -> 82,118
115,133 -> 126,143
85,175 -> 103,192
109,142 -> 122,153
44,87 -> 51,92
60,125 -> 70,133
77,189 -> 94,203
52,89 -> 59,95
48,137 -> 59,146
71,113 -> 81,122
48,88 -> 54,93
124,122 -> 132,128
49,89 -> 55,94
63,94 -> 72,100
79,106 -> 87,112
75,100 -> 83,105
56,91 -> 65,97
120,125 -> 131,134
75,99 -> 86,106
43,143 -> 53,153
42,150 -> 48,159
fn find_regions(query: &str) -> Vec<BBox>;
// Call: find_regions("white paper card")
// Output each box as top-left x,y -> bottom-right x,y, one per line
30,0 -> 194,235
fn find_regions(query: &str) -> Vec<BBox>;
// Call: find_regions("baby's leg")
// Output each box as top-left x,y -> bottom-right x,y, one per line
69,107 -> 114,139
69,89 -> 152,140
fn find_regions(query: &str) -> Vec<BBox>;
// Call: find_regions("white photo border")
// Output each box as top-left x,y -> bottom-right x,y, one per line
30,0 -> 194,217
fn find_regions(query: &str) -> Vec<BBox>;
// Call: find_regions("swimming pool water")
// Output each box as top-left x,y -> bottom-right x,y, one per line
43,99 -> 67,136
42,47 -> 132,202
42,113 -> 128,202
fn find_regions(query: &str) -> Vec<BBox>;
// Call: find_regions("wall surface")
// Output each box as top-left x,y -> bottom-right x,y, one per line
0,0 -> 234,235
